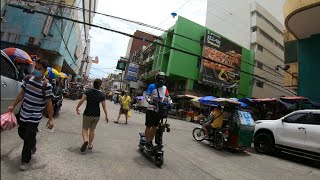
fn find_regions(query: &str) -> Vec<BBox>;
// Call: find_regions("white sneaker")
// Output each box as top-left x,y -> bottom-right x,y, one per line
19,162 -> 30,171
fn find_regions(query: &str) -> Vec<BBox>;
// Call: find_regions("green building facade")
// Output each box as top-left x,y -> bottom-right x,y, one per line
297,34 -> 320,102
150,16 -> 254,98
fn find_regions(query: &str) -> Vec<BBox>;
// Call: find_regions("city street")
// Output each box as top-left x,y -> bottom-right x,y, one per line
1,99 -> 320,180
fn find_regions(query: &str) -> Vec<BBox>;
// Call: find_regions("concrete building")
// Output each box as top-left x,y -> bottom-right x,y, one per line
1,0 -> 97,80
136,16 -> 255,99
105,73 -> 122,92
283,0 -> 320,102
206,0 -> 294,98
122,30 -> 157,94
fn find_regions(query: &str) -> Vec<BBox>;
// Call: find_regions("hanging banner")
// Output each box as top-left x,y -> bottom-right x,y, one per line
200,30 -> 242,88
126,63 -> 139,82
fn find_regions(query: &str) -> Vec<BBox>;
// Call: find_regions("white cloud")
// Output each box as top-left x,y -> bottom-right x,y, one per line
88,0 -> 285,78
88,0 -> 208,78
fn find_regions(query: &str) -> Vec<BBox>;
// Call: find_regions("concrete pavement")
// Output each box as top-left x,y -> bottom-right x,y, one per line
1,99 -> 319,180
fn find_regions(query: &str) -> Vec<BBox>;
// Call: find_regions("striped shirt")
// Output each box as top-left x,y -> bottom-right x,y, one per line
20,76 -> 53,123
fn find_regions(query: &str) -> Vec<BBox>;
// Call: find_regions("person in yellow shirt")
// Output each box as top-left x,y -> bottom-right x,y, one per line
204,106 -> 224,141
114,91 -> 131,124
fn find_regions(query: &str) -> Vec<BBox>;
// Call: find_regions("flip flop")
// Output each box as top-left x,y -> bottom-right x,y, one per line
114,121 -> 118,123
80,141 -> 88,152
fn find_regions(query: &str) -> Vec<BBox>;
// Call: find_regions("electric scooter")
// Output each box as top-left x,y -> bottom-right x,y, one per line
138,102 -> 171,167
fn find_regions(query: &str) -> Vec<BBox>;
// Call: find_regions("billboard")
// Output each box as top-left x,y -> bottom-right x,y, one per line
200,30 -> 242,88
126,63 -> 139,82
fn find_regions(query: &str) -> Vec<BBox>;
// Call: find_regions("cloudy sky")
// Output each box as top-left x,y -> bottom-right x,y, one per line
88,0 -> 285,78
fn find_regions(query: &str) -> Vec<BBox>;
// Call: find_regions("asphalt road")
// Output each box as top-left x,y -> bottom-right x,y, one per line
1,99 -> 319,180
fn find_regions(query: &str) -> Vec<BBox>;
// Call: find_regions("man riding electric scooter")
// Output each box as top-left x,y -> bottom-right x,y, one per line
144,72 -> 172,151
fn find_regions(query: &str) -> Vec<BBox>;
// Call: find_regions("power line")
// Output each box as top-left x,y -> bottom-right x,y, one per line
52,19 -> 81,71
34,1 -> 205,45
156,0 -> 193,28
9,4 -> 295,96
39,0 -> 286,72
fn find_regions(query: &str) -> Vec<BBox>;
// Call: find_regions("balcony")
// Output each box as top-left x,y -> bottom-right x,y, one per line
284,0 -> 320,39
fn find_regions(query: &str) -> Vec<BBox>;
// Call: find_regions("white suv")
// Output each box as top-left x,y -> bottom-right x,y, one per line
254,110 -> 320,160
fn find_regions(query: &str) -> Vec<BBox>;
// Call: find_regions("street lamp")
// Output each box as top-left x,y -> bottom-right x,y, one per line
275,65 -> 290,71
275,64 -> 298,78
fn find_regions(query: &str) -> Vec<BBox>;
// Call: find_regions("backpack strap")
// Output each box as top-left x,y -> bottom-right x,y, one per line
23,75 -> 32,83
42,78 -> 48,100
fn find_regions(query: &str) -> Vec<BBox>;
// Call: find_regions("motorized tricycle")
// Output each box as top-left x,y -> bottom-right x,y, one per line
193,98 -> 255,151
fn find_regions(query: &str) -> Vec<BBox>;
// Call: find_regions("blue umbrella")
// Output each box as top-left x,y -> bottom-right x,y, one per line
199,96 -> 216,103
230,98 -> 250,108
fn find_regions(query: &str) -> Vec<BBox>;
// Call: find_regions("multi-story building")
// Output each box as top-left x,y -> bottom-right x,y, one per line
1,0 -> 97,80
283,0 -> 320,102
206,0 -> 294,98
122,30 -> 157,94
105,73 -> 122,92
136,16 -> 255,99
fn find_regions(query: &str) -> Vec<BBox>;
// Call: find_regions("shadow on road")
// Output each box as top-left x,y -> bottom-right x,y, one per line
1,154 -> 21,174
1,154 -> 47,174
66,147 -> 102,155
196,140 -> 252,157
273,152 -> 320,169
245,148 -> 320,169
132,150 -> 162,169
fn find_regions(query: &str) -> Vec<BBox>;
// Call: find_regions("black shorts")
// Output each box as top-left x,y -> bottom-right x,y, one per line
119,108 -> 129,115
145,110 -> 160,127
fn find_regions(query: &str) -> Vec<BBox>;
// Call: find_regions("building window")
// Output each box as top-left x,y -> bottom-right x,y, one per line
252,27 -> 257,32
256,81 -> 264,88
254,10 -> 282,36
258,44 -> 263,52
256,61 -> 263,69
260,29 -> 274,43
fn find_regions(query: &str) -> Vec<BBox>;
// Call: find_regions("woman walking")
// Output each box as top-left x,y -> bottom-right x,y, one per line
76,79 -> 108,153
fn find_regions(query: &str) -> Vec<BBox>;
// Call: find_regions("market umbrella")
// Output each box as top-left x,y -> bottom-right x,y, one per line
59,72 -> 68,79
2,48 -> 33,64
230,98 -> 250,108
199,96 -> 216,103
191,97 -> 201,108
46,67 -> 59,79
213,98 -> 241,106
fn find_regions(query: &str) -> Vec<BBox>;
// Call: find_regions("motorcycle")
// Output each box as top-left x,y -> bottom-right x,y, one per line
192,120 -> 228,150
52,86 -> 63,117
138,102 -> 171,167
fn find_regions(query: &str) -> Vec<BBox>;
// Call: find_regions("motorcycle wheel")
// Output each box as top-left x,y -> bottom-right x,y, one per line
213,133 -> 224,150
192,127 -> 205,141
154,155 -> 163,167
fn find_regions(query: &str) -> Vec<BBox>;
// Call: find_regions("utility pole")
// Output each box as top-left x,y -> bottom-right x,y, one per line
79,39 -> 90,77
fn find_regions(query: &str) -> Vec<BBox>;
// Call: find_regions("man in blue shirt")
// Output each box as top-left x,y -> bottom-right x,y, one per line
144,72 -> 172,151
